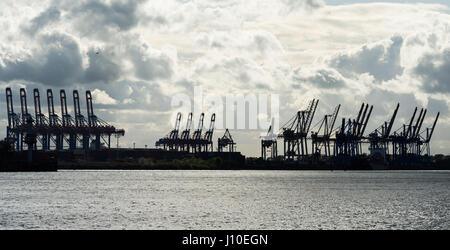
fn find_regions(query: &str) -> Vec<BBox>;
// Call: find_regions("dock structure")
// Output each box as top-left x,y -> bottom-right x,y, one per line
333,103 -> 373,158
390,107 -> 439,164
4,87 -> 441,166
368,103 -> 399,162
156,113 -> 216,153
155,112 -> 182,151
278,99 -> 319,161
5,88 -> 124,151
218,129 -> 236,152
179,112 -> 193,152
261,118 -> 278,160
260,100 -> 439,165
311,104 -> 340,157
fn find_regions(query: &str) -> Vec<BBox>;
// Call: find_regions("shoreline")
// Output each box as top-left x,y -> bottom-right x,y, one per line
22,162 -> 450,171
2,149 -> 450,172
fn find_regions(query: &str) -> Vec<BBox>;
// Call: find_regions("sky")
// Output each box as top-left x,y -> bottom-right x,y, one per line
0,0 -> 449,157
326,0 -> 449,4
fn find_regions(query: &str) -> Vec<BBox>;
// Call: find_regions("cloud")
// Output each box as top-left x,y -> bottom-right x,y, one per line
84,48 -> 121,83
127,42 -> 175,81
0,33 -> 83,86
195,30 -> 284,58
91,89 -> 118,105
326,36 -> 404,82
427,97 -> 449,116
138,0 -> 325,34
414,49 -> 450,93
70,0 -> 145,38
22,7 -> 61,36
98,80 -> 172,112
1,1 -> 450,156
0,33 -> 175,86
281,0 -> 324,11
190,54 -> 291,92
292,66 -> 347,89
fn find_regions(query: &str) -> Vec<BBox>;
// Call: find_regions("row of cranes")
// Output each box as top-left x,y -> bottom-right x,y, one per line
389,107 -> 439,162
156,113 -> 236,153
261,99 -> 320,161
5,88 -> 124,151
261,99 -> 439,164
5,85 -> 437,163
280,99 -> 319,160
334,103 -> 373,158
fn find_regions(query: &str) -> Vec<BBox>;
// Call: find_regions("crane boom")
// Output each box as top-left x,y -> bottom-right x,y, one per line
426,112 -> 440,142
328,104 -> 341,136
33,89 -> 43,125
20,88 -> 30,124
406,107 -> 418,137
385,103 -> 400,137
360,105 -> 373,137
415,109 -> 427,138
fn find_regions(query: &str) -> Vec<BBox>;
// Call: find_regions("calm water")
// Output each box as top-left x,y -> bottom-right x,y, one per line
0,170 -> 449,230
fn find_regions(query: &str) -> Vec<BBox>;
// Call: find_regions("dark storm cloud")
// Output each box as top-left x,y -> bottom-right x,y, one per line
328,36 -> 404,82
0,33 -> 83,86
414,49 -> 450,93
71,0 -> 145,37
84,49 -> 121,83
22,7 -> 61,36
0,34 -> 127,86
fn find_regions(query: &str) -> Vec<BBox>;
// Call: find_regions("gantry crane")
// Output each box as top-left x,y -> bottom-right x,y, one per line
191,113 -> 204,153
4,88 -> 124,151
179,112 -> 193,152
202,113 -> 216,152
311,104 -> 340,157
391,107 -> 425,159
156,112 -> 182,150
368,103 -> 399,160
279,99 -> 318,161
261,118 -> 278,160
421,112 -> 439,156
218,129 -> 236,152
333,103 -> 373,157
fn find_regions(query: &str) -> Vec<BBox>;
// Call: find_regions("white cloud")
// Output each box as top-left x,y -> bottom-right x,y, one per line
91,89 -> 118,105
292,66 -> 347,89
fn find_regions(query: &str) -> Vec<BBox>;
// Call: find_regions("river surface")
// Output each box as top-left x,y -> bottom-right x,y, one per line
0,170 -> 449,229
